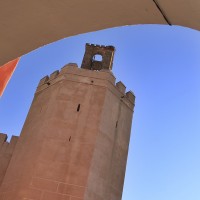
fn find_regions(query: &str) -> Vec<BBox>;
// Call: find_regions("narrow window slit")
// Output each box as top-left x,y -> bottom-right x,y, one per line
47,82 -> 50,86
77,104 -> 81,112
69,136 -> 71,142
116,121 -> 118,128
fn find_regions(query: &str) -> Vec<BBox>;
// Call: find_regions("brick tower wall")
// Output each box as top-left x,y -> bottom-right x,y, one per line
0,63 -> 135,200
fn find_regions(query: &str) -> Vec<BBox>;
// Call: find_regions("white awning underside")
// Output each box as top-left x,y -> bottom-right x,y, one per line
0,0 -> 199,65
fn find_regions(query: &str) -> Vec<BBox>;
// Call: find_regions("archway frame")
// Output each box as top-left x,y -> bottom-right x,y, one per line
0,0 -> 200,66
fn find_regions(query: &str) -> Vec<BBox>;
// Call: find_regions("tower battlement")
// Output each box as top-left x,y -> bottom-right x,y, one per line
0,133 -> 18,156
0,44 -> 135,200
0,133 -> 18,186
81,43 -> 115,71
86,43 -> 115,50
37,63 -> 135,108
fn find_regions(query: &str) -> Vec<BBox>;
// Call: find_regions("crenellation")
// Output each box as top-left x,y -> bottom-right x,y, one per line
85,43 -> 115,50
36,64 -> 134,112
106,45 -> 115,50
116,81 -> 126,94
38,75 -> 49,87
0,134 -> 7,147
0,135 -> 19,154
0,134 -> 19,187
61,63 -> 78,73
49,70 -> 59,81
126,91 -> 135,104
37,72 -> 61,92
37,64 -> 117,95
36,64 -> 136,110
57,64 -> 116,85
6,136 -> 18,154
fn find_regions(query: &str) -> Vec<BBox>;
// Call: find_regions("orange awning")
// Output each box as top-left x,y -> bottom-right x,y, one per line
0,58 -> 20,97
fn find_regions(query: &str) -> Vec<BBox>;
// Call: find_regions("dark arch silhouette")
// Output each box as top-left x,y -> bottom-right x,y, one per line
0,0 -> 199,65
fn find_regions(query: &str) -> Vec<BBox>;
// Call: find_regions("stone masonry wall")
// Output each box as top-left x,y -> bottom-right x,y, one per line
0,134 -> 18,187
0,63 -> 135,200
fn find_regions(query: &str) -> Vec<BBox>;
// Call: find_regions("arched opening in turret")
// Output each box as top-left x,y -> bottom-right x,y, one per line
93,54 -> 103,62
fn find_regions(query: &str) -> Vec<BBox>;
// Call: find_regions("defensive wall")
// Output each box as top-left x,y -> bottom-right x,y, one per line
0,62 -> 135,200
0,134 -> 18,186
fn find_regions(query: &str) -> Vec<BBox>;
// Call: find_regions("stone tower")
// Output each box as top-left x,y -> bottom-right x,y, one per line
0,44 -> 135,200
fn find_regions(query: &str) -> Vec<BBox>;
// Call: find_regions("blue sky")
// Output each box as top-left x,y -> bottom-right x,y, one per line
1,24 -> 200,200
